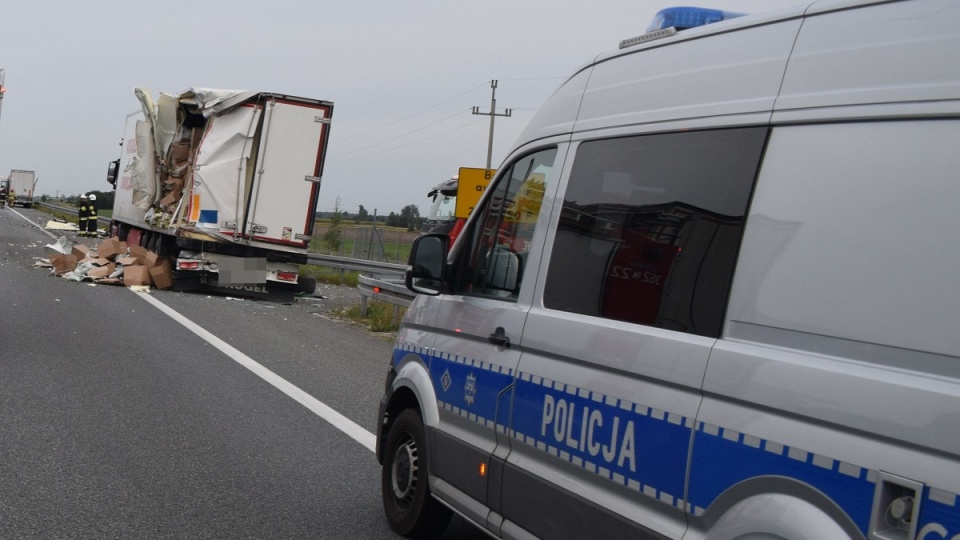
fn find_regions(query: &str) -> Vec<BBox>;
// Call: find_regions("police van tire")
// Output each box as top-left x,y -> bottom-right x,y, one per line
381,408 -> 452,538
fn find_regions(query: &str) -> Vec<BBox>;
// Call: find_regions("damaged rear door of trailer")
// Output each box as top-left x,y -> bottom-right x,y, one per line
114,88 -> 333,251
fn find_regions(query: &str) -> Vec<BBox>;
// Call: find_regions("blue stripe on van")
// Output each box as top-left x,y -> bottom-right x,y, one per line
688,423 -> 875,533
392,346 -> 960,536
430,351 -> 515,429
919,488 -> 960,539
510,373 -> 691,507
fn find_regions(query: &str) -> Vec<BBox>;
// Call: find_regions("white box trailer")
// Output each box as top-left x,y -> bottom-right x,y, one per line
8,169 -> 36,208
107,88 -> 333,300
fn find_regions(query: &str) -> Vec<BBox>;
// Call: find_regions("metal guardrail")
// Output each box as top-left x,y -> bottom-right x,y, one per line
357,274 -> 414,316
35,201 -> 111,225
303,255 -> 416,313
305,253 -> 406,276
306,255 -> 416,314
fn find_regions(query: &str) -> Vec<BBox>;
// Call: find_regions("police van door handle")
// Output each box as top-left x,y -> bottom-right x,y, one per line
488,327 -> 511,348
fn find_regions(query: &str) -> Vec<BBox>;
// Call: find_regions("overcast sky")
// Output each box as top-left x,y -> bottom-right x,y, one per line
1,0 -> 802,216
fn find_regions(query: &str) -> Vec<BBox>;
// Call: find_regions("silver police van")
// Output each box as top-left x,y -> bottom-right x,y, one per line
376,1 -> 960,538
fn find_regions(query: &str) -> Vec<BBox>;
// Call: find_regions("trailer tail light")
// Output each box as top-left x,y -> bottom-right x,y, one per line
178,260 -> 201,271
276,271 -> 298,283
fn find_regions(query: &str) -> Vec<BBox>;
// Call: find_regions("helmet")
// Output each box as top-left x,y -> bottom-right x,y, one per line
88,194 -> 97,201
80,194 -> 87,199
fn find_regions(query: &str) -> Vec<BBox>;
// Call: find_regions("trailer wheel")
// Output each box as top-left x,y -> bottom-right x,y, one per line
146,231 -> 159,252
381,409 -> 451,538
296,276 -> 317,295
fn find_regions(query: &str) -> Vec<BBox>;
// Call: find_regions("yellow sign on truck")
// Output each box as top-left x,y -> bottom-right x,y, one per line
455,167 -> 495,219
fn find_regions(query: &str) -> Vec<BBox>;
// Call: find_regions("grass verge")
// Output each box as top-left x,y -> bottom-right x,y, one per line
300,265 -> 360,287
334,300 -> 404,333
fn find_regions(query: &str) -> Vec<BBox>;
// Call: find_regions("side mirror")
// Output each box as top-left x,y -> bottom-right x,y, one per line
106,159 -> 120,188
405,234 -> 449,295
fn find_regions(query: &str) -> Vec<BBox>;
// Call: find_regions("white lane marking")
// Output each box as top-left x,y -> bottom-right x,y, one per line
17,210 -> 376,450
134,290 -> 377,452
9,207 -> 60,240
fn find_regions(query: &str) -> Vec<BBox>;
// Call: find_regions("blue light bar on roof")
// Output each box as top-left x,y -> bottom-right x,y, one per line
646,6 -> 745,33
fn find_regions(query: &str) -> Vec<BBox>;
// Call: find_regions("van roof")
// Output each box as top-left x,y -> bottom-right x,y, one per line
512,0 -> 960,149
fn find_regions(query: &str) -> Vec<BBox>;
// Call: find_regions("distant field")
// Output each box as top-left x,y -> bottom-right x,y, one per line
34,204 -> 417,263
34,200 -> 112,223
310,222 -> 418,263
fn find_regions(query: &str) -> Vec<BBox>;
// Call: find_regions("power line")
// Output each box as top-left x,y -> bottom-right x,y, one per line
336,81 -> 490,143
334,108 -> 472,159
498,76 -> 567,83
330,77 -> 563,164
330,118 -> 486,164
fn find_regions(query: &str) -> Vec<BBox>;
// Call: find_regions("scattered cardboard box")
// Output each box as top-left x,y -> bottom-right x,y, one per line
45,237 -> 179,291
143,251 -> 163,268
72,244 -> 94,259
50,253 -> 78,275
123,265 -> 151,287
149,261 -> 173,290
97,238 -> 127,260
128,245 -> 148,264
87,263 -> 117,279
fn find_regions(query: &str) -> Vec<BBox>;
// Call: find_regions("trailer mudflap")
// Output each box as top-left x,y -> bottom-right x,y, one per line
172,271 -> 297,302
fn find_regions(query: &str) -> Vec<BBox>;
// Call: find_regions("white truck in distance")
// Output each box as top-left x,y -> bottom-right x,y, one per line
8,169 -> 36,208
106,87 -> 333,301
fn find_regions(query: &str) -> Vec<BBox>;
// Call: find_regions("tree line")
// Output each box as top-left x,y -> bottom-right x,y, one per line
316,203 -> 422,231
44,190 -> 422,231
41,190 -> 116,209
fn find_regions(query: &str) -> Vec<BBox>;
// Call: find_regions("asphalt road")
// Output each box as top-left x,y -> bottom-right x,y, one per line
0,207 -> 487,539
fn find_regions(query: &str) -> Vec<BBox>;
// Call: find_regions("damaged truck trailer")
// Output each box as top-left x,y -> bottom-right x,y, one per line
106,88 -> 333,301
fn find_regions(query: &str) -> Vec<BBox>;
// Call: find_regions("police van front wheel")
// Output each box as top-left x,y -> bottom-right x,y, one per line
381,409 -> 452,538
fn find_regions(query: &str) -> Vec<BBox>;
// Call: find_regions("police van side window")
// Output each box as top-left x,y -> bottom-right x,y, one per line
455,148 -> 557,300
542,128 -> 766,337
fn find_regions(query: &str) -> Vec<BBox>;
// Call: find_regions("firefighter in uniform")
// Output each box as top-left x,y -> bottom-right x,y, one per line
7,189 -> 15,208
78,194 -> 89,237
86,194 -> 98,237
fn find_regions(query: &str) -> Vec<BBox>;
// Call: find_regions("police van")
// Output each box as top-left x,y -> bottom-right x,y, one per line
376,0 -> 960,538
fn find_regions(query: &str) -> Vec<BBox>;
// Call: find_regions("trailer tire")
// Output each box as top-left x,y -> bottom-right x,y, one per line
146,232 -> 159,252
381,409 -> 452,538
296,276 -> 317,295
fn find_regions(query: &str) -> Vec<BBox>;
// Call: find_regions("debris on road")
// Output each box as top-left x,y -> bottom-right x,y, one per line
43,236 -> 73,256
40,235 -> 173,290
43,219 -> 79,232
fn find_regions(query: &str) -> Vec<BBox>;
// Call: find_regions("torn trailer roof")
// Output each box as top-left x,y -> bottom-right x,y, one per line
111,87 -> 334,252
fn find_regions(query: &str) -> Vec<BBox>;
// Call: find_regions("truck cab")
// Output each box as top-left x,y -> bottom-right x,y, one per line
420,176 -> 460,237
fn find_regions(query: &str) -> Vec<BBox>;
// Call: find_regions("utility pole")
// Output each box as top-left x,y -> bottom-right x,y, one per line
472,80 -> 512,170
